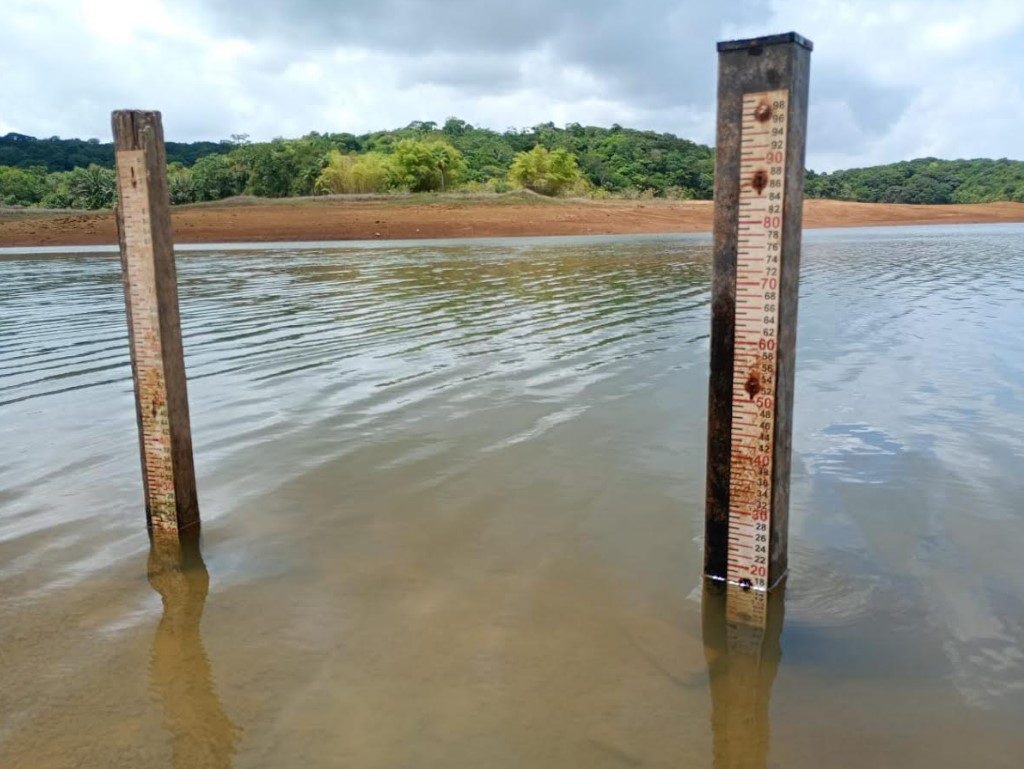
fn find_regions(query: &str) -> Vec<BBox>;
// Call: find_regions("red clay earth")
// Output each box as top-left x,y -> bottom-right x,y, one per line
2,195 -> 1023,248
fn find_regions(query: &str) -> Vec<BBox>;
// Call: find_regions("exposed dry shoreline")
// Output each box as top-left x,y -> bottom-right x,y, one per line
2,194 -> 1023,248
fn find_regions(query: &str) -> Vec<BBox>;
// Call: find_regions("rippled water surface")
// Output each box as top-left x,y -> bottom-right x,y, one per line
2,226 -> 1024,768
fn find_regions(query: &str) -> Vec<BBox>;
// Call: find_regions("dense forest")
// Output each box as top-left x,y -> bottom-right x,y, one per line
0,119 -> 1021,210
805,158 -> 1024,204
0,132 -> 233,171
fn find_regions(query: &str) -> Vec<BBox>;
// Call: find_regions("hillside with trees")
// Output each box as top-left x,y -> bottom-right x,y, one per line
0,119 -> 1021,210
805,158 -> 1024,204
0,132 -> 232,172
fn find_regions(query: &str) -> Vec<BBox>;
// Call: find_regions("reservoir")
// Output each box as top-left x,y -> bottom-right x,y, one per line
2,225 -> 1023,767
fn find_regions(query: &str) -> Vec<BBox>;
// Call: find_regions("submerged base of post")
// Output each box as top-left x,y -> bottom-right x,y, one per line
147,528 -> 238,764
702,579 -> 785,768
113,110 -> 199,535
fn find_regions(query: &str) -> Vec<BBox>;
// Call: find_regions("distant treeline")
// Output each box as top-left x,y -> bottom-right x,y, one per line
805,158 -> 1024,204
0,119 -> 1022,210
0,131 -> 233,171
0,120 -> 713,209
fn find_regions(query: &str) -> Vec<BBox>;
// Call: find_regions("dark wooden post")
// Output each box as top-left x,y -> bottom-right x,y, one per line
112,110 -> 199,536
705,34 -> 811,589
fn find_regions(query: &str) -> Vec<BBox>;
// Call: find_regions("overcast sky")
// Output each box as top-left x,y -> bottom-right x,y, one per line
2,0 -> 1022,170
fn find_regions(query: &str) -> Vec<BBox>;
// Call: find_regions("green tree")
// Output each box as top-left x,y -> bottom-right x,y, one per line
0,165 -> 46,205
47,164 -> 116,209
244,141 -> 300,198
241,136 -> 330,198
167,162 -> 196,205
442,117 -> 471,138
191,153 -> 248,201
389,139 -> 465,192
314,153 -> 347,194
315,151 -> 392,194
508,146 -> 583,196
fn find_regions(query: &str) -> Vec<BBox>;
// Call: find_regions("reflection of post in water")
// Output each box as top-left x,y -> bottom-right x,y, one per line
148,530 -> 238,769
702,581 -> 785,769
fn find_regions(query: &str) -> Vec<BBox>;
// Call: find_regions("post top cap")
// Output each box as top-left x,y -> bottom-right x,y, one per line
717,32 -> 813,52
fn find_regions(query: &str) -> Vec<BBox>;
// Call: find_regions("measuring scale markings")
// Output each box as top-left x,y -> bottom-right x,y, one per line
728,89 -> 789,591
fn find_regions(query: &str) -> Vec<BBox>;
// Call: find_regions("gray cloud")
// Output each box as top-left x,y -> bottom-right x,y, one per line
1,0 -> 1022,170
806,65 -> 916,159
396,55 -> 524,93
191,0 -> 768,106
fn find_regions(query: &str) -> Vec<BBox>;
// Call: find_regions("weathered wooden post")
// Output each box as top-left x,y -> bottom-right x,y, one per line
112,110 -> 199,536
705,33 -> 811,589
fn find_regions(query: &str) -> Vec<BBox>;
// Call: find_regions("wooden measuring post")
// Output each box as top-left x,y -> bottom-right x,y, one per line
705,33 -> 811,589
112,110 -> 199,536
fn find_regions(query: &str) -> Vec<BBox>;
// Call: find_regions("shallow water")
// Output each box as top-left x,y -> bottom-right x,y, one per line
2,226 -> 1023,768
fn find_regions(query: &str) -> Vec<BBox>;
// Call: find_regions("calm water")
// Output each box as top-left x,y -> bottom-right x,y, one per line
2,226 -> 1023,768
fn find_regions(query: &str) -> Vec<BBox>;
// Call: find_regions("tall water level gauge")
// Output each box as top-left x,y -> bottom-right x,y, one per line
705,33 -> 812,591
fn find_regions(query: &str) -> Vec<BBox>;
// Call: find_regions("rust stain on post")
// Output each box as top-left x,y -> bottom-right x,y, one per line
113,110 -> 198,535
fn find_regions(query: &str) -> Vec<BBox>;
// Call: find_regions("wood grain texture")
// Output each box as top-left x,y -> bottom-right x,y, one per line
113,110 -> 199,534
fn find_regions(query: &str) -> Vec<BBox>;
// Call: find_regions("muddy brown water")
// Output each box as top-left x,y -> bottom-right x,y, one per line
2,227 -> 1023,768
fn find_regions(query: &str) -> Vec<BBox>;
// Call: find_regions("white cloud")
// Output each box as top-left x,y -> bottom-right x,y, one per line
0,0 -> 1022,170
